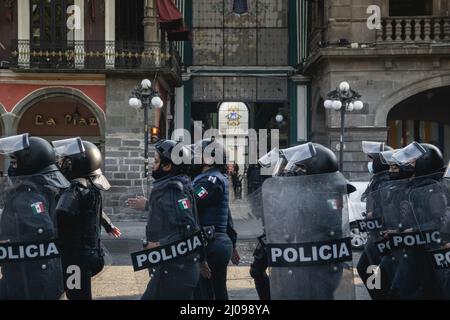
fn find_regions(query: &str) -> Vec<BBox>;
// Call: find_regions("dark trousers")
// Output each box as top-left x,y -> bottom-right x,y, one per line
62,249 -> 104,300
195,232 -> 232,300
356,242 -> 389,300
249,238 -> 271,300
142,262 -> 199,300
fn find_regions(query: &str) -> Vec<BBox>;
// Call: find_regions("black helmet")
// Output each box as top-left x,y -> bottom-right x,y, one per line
13,136 -> 57,176
296,143 -> 338,175
414,143 -> 444,177
155,139 -> 191,170
65,141 -> 102,179
194,138 -> 226,166
155,139 -> 178,166
371,146 -> 393,174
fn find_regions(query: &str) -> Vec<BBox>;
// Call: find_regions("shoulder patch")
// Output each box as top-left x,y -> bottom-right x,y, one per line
207,176 -> 217,184
195,186 -> 209,199
30,202 -> 46,215
177,198 -> 192,210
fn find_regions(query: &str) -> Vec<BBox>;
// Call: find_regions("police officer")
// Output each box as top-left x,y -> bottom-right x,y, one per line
192,138 -> 233,300
252,143 -> 356,300
388,143 -> 447,299
357,142 -> 393,300
0,135 -> 69,299
141,139 -> 202,300
56,140 -> 119,300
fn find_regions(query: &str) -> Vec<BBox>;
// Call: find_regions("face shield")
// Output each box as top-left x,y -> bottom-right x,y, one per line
391,142 -> 426,165
282,143 -> 317,174
52,137 -> 85,158
258,148 -> 281,176
380,150 -> 398,166
0,133 -> 30,155
444,161 -> 450,179
362,141 -> 385,155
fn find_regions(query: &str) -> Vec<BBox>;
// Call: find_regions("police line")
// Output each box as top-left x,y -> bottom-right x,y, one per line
266,237 -> 353,267
131,231 -> 205,271
0,240 -> 60,263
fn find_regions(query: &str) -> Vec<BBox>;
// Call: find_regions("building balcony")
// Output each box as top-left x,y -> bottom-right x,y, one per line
8,39 -> 182,86
376,16 -> 450,46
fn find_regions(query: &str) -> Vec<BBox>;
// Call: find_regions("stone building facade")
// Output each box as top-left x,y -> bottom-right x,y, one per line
304,0 -> 450,179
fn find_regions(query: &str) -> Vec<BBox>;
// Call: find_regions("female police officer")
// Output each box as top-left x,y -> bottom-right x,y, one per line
191,138 -> 232,300
141,139 -> 203,300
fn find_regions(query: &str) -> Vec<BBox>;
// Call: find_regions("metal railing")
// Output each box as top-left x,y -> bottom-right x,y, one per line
376,16 -> 450,43
9,39 -> 181,74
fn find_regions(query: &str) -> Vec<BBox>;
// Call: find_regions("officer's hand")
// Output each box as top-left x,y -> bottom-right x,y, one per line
126,196 -> 147,211
146,242 -> 160,249
109,226 -> 122,238
443,243 -> 450,249
200,261 -> 212,279
231,248 -> 240,265
366,212 -> 373,219
0,240 -> 10,244
403,228 -> 414,233
382,230 -> 396,239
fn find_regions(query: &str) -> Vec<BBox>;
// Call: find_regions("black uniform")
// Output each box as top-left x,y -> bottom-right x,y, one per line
193,168 -> 232,300
357,170 -> 392,300
56,177 -> 107,300
388,173 -> 447,299
0,174 -> 67,300
142,174 -> 201,300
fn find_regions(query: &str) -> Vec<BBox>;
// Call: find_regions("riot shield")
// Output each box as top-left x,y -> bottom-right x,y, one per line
0,175 -> 64,300
382,176 -> 449,299
262,172 -> 355,300
406,177 -> 449,299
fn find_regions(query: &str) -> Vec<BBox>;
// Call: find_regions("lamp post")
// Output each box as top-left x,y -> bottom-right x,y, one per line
129,79 -> 164,178
324,81 -> 364,172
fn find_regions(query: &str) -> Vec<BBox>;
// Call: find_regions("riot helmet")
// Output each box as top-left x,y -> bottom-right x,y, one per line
285,143 -> 338,175
153,139 -> 191,179
414,143 -> 444,177
192,138 -> 227,173
11,136 -> 58,176
362,141 -> 393,174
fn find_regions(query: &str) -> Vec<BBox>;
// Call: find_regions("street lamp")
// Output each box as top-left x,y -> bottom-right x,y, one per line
324,81 -> 364,172
129,79 -> 164,178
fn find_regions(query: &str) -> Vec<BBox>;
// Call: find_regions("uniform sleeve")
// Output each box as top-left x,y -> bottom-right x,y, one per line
226,208 -> 238,249
55,184 -> 81,217
193,175 -> 224,210
11,191 -> 55,241
101,211 -> 114,233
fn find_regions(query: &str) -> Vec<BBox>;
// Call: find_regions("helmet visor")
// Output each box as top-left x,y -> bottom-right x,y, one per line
362,141 -> 385,155
258,148 -> 280,168
0,133 -> 30,154
52,137 -> 85,157
282,142 -> 316,172
392,142 -> 426,165
380,150 -> 397,165
444,160 -> 450,179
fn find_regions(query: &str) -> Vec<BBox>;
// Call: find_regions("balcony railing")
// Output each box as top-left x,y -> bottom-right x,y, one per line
376,16 -> 450,44
9,40 -> 181,80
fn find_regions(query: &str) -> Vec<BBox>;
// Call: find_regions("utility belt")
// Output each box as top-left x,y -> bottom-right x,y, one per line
201,225 -> 227,243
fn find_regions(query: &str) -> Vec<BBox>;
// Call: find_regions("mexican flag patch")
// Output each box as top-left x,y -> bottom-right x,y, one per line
327,199 -> 340,210
31,202 -> 45,215
195,187 -> 208,200
178,198 -> 192,210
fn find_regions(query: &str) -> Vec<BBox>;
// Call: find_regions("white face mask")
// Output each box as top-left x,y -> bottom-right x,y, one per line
368,162 -> 374,174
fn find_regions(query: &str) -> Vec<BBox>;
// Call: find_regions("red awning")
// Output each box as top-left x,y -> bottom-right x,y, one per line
167,27 -> 191,42
156,0 -> 183,30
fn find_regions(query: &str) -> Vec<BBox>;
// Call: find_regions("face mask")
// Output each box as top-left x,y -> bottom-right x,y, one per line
367,162 -> 374,174
390,164 -> 415,180
152,166 -> 169,180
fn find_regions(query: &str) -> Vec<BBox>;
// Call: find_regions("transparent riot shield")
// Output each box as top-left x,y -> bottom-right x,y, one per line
262,172 -> 355,300
0,175 -> 64,300
403,177 -> 450,300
